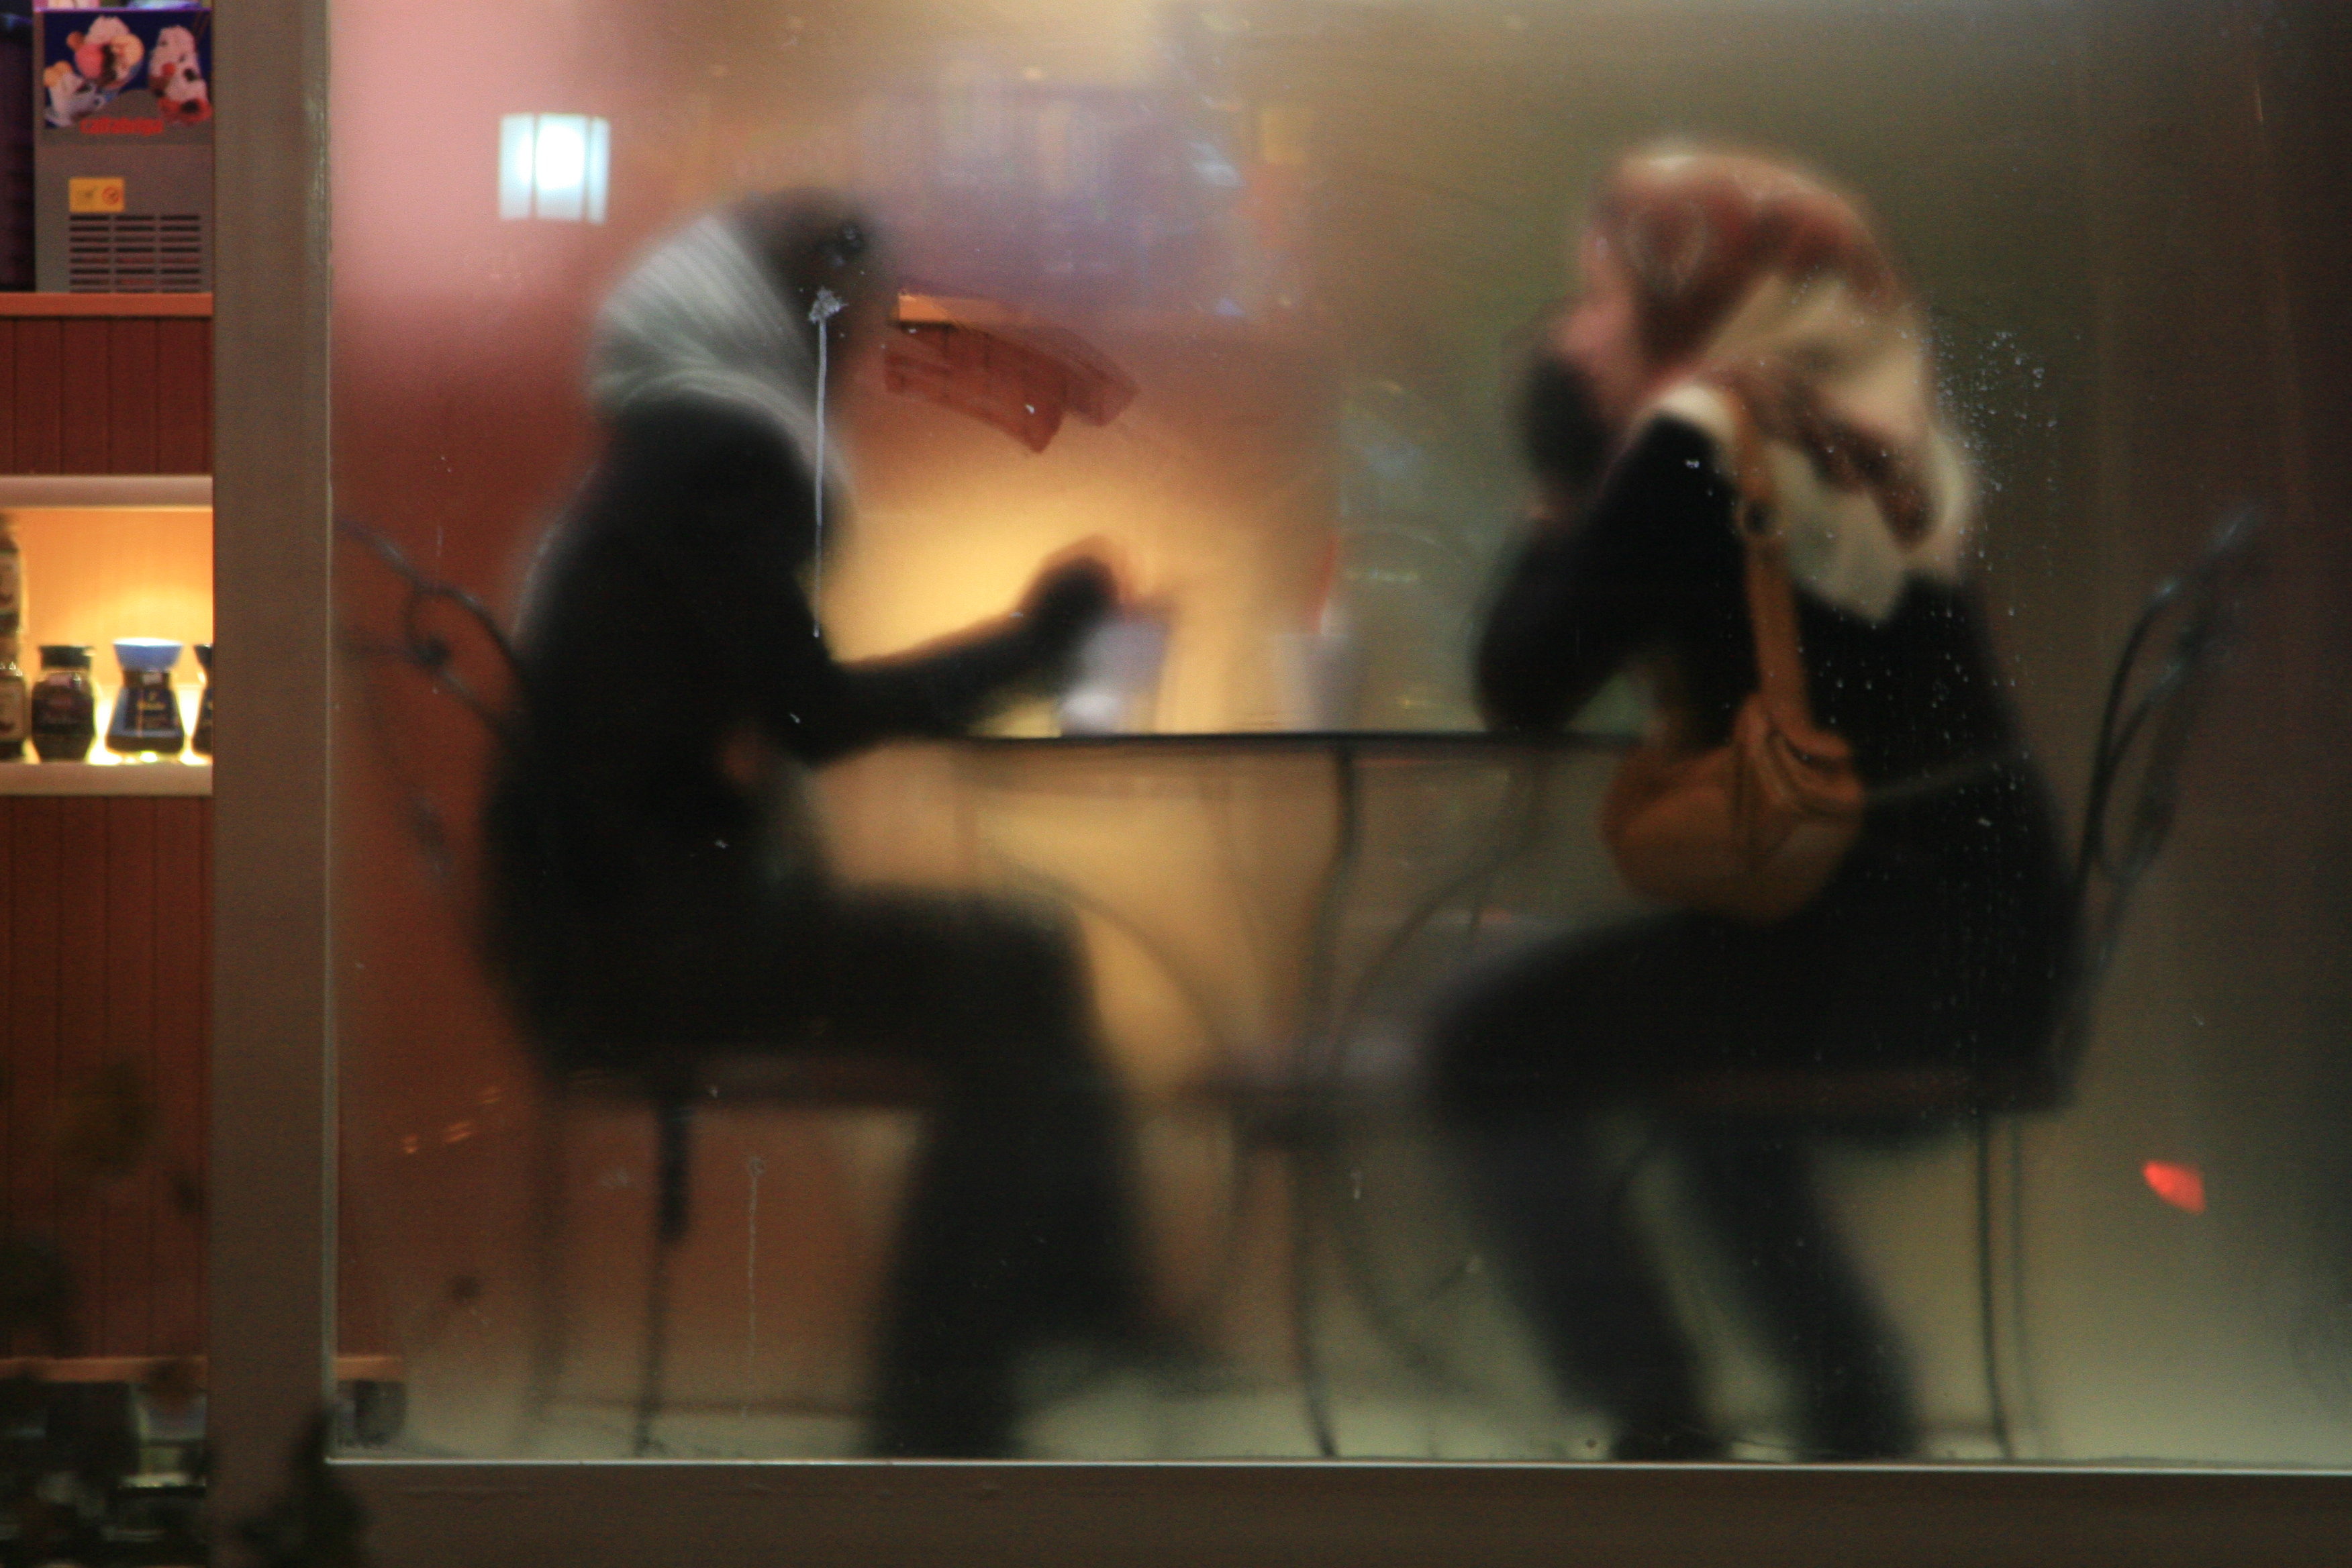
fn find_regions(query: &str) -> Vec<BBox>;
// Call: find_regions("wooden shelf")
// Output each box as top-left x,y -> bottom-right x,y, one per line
0,474 -> 210,509
0,1353 -> 399,1385
0,293 -> 212,318
0,761 -> 211,795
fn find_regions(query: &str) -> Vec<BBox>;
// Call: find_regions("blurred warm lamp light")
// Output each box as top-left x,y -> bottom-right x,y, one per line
498,113 -> 610,223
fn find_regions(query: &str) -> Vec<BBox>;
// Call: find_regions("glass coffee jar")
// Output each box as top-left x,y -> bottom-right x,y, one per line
106,638 -> 186,760
30,644 -> 95,762
191,642 -> 212,757
0,639 -> 25,762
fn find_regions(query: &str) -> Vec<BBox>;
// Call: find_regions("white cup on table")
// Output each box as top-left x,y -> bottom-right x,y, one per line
1056,606 -> 1171,736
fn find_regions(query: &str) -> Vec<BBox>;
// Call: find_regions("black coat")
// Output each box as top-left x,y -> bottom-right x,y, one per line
1465,415 -> 2076,1082
482,396 -> 1075,1052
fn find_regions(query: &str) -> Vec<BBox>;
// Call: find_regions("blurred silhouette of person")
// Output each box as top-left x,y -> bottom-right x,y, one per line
1431,147 -> 2074,1459
483,194 -> 1141,1457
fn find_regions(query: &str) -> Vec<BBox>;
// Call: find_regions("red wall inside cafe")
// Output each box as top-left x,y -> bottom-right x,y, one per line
323,0 -> 1324,1365
328,0 -> 736,1354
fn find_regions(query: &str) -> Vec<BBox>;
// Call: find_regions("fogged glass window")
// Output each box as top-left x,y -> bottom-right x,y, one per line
328,0 -> 2344,1467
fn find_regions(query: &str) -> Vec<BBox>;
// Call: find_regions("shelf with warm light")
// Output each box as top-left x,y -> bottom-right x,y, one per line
1,499 -> 213,794
0,760 -> 209,795
0,475 -> 210,509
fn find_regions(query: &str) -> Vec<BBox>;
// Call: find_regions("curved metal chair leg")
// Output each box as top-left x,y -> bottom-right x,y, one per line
633,1097 -> 695,1457
515,1085 -> 573,1451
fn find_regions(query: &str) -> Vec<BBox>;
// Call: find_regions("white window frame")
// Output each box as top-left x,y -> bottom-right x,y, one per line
208,0 -> 2352,1560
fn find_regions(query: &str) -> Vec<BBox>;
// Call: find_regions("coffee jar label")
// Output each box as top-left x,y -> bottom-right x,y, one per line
0,682 -> 26,742
31,683 -> 90,731
129,687 -> 177,734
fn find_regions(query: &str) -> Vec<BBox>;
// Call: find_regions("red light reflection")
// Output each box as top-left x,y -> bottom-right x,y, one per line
2143,1160 -> 2206,1214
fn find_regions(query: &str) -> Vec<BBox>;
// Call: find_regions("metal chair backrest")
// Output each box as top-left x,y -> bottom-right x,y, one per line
337,519 -> 522,885
1659,506 -> 2263,1123
2025,505 -> 2263,1110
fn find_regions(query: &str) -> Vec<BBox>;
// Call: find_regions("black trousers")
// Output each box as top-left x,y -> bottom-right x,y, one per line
1428,784 -> 2073,1459
505,879 -> 1141,1457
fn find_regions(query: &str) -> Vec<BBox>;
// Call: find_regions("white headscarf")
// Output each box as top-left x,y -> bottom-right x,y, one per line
587,211 -> 836,490
1648,275 -> 1972,624
516,213 -> 842,644
1600,148 -> 1974,624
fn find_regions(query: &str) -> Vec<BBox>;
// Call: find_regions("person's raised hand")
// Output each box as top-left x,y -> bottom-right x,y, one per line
1017,541 -> 1123,659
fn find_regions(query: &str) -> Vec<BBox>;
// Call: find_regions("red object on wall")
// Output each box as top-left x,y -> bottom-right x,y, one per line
0,311 -> 211,474
2143,1159 -> 2206,1214
884,293 -> 1136,454
0,795 -> 210,1358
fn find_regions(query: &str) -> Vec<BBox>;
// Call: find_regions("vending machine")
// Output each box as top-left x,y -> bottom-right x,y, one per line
32,4 -> 211,292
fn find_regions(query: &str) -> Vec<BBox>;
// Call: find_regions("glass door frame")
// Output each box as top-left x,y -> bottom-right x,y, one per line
207,0 -> 2352,1560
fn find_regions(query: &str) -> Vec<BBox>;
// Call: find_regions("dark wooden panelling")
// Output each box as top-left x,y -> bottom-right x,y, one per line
153,320 -> 211,474
0,813 -> 11,1261
54,800 -> 111,1356
10,320 -> 62,475
101,800 -> 156,1357
105,322 -> 160,477
57,322 -> 111,477
7,799 -> 60,1356
0,317 -> 213,476
0,796 -> 209,1357
0,324 -> 13,474
150,799 -> 205,1353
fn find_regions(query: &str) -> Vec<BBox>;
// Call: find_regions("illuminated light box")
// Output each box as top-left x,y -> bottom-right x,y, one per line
498,113 -> 609,224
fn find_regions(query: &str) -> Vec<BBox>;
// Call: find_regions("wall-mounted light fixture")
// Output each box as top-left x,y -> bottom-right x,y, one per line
499,113 -> 610,223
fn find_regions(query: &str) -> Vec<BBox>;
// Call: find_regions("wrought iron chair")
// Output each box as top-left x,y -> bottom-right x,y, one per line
340,522 -> 940,1457
1634,507 -> 2263,1455
1302,507 -> 2262,1459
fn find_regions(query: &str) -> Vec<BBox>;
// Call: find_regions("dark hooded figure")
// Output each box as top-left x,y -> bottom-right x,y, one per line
482,195 -> 1142,1457
1432,148 -> 2076,1461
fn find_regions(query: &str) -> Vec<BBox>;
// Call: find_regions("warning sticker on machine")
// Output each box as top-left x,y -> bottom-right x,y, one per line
68,177 -> 126,214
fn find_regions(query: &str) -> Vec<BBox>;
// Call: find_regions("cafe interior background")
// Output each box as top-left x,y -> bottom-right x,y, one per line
325,0 -> 2352,1466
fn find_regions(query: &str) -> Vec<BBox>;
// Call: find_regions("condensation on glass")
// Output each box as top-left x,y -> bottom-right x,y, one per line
326,0 -> 2347,1467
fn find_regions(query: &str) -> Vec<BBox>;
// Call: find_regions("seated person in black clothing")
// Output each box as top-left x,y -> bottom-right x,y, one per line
1432,148 -> 2075,1459
482,194 -> 1141,1457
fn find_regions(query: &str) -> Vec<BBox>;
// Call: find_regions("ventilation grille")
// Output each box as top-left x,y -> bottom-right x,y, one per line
66,212 -> 206,293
